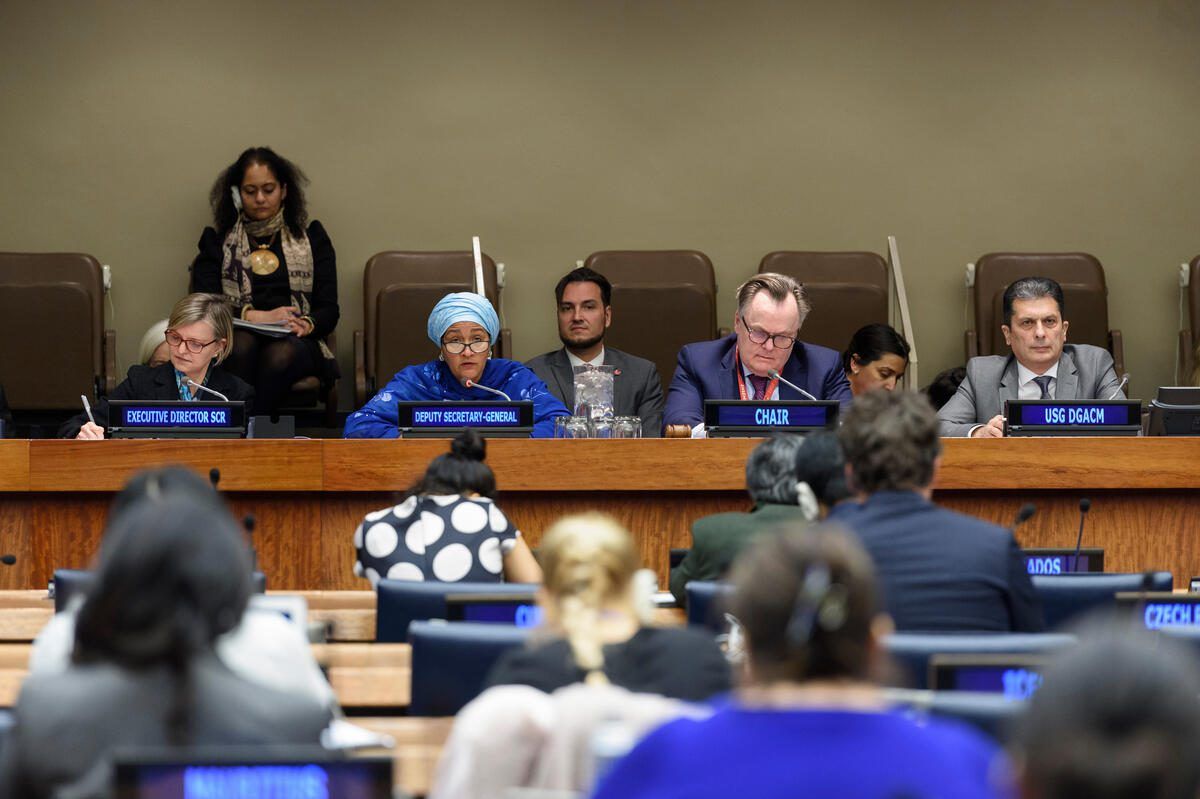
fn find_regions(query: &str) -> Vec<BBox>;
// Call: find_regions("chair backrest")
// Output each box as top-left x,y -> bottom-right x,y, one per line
54,568 -> 266,613
375,580 -> 539,642
582,251 -> 718,395
1032,572 -> 1174,630
757,251 -> 890,353
0,252 -> 105,410
884,632 -> 1076,690
971,253 -> 1111,358
684,581 -> 735,632
408,620 -> 532,716
362,251 -> 502,393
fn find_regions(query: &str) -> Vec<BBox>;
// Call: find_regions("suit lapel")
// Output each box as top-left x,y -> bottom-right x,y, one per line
603,348 -> 630,412
1056,348 -> 1079,399
720,341 -> 739,399
779,346 -> 809,401
997,356 -> 1019,414
549,350 -> 576,412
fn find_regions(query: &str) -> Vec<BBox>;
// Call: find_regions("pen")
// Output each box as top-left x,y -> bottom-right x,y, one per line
81,395 -> 96,426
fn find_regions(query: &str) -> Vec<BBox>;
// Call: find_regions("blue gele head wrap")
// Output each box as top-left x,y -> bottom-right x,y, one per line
427,292 -> 500,347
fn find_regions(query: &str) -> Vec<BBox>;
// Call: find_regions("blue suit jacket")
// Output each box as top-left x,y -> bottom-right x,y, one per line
663,334 -> 852,429
829,491 -> 1044,633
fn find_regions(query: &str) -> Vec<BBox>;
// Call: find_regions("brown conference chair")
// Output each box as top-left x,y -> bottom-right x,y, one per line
757,251 -> 890,354
0,252 -> 116,412
355,251 -> 509,407
582,250 -> 719,396
1178,256 -> 1200,385
966,252 -> 1124,378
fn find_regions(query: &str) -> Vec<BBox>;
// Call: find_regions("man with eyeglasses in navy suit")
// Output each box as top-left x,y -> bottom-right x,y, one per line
663,272 -> 852,435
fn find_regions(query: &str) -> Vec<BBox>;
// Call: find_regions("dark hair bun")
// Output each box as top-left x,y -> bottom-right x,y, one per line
450,429 -> 487,462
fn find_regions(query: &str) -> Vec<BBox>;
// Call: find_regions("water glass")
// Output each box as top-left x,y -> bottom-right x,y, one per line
558,415 -> 591,439
613,416 -> 642,438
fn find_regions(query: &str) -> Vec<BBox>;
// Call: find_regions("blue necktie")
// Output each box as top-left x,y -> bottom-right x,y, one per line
1033,375 -> 1053,399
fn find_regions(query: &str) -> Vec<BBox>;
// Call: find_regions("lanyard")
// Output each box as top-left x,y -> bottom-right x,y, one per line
734,351 -> 779,401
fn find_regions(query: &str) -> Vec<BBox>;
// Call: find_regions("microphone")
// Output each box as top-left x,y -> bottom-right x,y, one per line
1,554 -> 15,566
464,379 -> 512,402
209,468 -> 221,490
1106,373 -> 1130,400
243,514 -> 257,570
766,370 -> 818,402
1070,498 -> 1091,572
1011,503 -> 1037,532
186,380 -> 230,402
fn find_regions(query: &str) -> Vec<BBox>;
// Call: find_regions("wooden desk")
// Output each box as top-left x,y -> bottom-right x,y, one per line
2,438 -> 1198,589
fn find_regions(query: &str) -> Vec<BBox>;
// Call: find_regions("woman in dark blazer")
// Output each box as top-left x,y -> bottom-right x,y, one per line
60,294 -> 253,439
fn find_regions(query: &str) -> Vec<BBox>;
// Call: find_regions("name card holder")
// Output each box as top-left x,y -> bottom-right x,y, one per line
704,400 -> 839,438
107,400 -> 247,439
1021,547 -> 1105,575
1003,399 -> 1142,437
396,401 -> 534,438
1116,592 -> 1200,630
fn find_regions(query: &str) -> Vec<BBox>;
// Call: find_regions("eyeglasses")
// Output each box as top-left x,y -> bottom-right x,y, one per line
738,317 -> 796,349
443,339 -> 491,355
165,330 -> 218,353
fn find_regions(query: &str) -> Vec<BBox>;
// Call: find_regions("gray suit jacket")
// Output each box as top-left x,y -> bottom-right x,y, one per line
937,343 -> 1124,437
524,346 -> 664,436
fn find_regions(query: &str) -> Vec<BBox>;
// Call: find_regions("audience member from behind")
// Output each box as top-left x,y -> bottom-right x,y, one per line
524,266 -> 665,435
669,434 -> 813,604
488,513 -> 730,701
1013,626 -> 1200,799
832,390 -> 1043,632
924,365 -> 967,412
0,495 -> 330,797
138,319 -> 171,367
344,292 -> 569,438
594,527 -> 1011,799
843,323 -> 910,396
938,276 -> 1124,437
191,146 -> 340,415
60,293 -> 254,439
354,430 -> 542,586
795,430 -> 854,512
28,466 -> 335,709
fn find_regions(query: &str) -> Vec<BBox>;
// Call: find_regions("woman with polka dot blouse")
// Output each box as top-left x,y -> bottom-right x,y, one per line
353,431 -> 543,585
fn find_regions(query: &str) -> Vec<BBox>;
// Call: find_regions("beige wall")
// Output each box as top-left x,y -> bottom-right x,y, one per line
2,0 -> 1198,404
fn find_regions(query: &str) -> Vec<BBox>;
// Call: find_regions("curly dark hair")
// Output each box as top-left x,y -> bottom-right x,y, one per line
208,146 -> 309,237
838,390 -> 941,493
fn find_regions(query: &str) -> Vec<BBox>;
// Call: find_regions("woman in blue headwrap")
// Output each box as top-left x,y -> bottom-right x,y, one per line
344,293 -> 570,438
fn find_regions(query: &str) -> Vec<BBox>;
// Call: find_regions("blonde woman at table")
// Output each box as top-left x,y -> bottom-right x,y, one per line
353,430 -> 542,586
59,294 -> 254,439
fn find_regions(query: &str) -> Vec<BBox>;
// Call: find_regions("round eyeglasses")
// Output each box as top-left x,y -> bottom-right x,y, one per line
165,330 -> 218,353
443,339 -> 491,355
738,316 -> 796,349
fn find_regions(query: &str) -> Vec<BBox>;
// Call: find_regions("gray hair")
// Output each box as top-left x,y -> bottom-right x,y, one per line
735,273 -> 811,328
838,390 -> 941,493
1003,276 -> 1065,325
137,319 -> 170,365
745,434 -> 806,505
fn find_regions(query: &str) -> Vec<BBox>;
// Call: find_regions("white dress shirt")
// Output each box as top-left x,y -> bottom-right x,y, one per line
1017,361 -> 1059,400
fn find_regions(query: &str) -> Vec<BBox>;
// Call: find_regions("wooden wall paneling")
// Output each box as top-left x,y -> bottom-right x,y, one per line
0,494 -> 33,589
29,493 -> 109,587
0,440 -> 30,491
321,494 -> 394,591
224,494 -> 326,590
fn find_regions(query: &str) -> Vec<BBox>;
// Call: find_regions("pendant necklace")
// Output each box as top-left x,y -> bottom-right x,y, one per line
247,230 -> 281,276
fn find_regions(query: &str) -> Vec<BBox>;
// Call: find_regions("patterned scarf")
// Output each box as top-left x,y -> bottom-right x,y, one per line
219,210 -> 333,360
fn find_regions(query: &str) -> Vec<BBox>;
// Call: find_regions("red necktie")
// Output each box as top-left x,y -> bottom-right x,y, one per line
749,374 -> 770,400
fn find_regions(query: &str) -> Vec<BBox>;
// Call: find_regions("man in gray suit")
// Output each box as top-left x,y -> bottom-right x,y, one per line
525,267 -> 665,436
938,276 -> 1124,437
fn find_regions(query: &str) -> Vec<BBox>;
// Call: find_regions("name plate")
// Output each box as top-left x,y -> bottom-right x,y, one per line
1003,399 -> 1142,437
108,401 -> 246,439
704,400 -> 839,438
1117,592 -> 1200,630
1022,547 -> 1104,575
396,401 -> 534,438
928,654 -> 1047,699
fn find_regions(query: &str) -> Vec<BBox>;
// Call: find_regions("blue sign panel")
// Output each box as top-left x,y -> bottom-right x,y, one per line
116,405 -> 233,428
1016,403 -> 1133,427
397,401 -> 533,430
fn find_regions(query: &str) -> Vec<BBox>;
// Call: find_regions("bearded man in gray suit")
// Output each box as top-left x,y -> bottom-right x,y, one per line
525,267 -> 664,436
938,276 -> 1124,437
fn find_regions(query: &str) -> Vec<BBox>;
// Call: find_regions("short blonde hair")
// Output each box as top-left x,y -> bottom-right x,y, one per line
167,294 -> 234,364
735,272 -> 811,328
137,319 -> 170,365
539,513 -> 641,682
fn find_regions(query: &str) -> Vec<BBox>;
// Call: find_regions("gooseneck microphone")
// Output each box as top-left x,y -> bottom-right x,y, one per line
1,554 -> 16,566
1012,503 -> 1037,532
209,468 -> 221,490
1070,498 -> 1091,572
766,370 -> 818,402
243,514 -> 257,570
186,380 -> 230,402
1106,373 -> 1130,400
464,379 -> 512,402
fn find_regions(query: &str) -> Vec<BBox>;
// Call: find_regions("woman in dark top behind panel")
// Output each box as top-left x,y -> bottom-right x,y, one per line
842,323 -> 910,397
60,293 -> 253,439
191,146 -> 339,415
487,513 -> 730,702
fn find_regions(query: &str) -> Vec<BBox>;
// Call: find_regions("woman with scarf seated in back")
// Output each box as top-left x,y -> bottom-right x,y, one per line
344,292 -> 569,438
